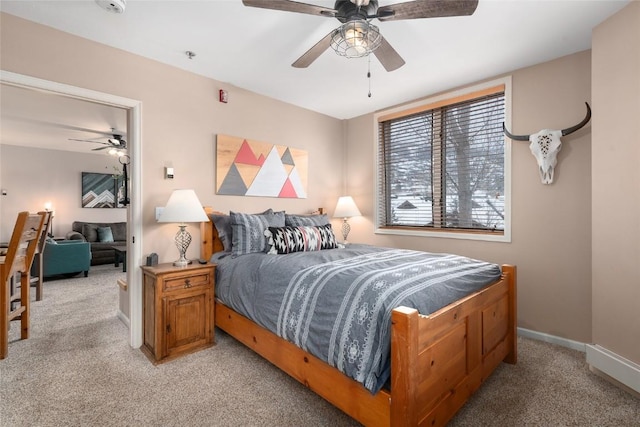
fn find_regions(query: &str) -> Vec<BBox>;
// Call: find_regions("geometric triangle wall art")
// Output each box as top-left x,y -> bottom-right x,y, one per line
216,134 -> 308,198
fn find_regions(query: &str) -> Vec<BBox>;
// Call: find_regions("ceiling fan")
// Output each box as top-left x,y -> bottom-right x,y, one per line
242,0 -> 479,72
69,129 -> 127,152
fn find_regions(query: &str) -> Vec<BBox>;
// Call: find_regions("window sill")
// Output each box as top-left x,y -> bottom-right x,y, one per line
375,226 -> 511,243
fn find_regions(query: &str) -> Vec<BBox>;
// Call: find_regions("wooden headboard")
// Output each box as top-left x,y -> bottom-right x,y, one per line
200,206 -> 224,261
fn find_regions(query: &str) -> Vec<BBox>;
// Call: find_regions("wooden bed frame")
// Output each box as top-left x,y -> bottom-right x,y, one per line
201,207 -> 517,426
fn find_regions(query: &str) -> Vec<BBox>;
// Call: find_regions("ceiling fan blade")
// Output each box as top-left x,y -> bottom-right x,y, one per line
68,138 -> 110,145
92,146 -> 111,151
378,0 -> 478,22
373,36 -> 405,72
292,31 -> 334,68
242,0 -> 336,17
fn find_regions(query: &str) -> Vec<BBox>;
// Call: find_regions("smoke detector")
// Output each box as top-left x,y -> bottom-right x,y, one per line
95,0 -> 126,14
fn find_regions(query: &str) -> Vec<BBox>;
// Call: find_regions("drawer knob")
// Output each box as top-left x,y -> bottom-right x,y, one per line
184,279 -> 192,288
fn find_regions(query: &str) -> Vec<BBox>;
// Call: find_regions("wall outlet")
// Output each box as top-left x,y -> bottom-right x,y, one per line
155,207 -> 164,221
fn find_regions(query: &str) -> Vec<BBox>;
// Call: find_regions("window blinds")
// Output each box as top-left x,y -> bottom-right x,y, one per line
378,89 -> 505,232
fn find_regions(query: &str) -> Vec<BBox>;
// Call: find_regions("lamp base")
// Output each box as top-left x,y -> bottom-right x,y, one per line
173,225 -> 193,268
341,218 -> 351,245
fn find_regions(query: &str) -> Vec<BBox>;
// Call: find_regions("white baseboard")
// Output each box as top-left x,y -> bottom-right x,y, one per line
116,310 -> 130,328
517,328 -> 640,394
586,344 -> 640,394
517,327 -> 586,352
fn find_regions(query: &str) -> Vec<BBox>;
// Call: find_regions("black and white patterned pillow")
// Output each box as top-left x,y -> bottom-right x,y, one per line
266,224 -> 338,255
230,210 -> 284,257
284,213 -> 330,227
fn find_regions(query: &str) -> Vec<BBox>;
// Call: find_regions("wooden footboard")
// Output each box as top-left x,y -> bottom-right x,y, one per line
214,265 -> 516,427
391,265 -> 517,426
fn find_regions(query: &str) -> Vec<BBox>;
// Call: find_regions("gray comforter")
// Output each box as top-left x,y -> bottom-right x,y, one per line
213,245 -> 501,393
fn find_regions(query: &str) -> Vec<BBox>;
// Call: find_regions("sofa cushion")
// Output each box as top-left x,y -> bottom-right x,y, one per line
82,223 -> 99,242
97,226 -> 114,243
110,222 -> 126,242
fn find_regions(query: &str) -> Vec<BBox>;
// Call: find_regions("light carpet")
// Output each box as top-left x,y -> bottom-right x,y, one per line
1,265 -> 638,426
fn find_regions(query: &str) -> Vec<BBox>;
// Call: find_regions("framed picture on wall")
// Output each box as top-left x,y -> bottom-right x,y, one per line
82,172 -> 125,208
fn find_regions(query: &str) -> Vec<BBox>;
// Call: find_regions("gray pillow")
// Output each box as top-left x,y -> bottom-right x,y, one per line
82,223 -> 98,242
210,209 -> 274,253
209,213 -> 233,252
285,213 -> 330,227
230,210 -> 285,256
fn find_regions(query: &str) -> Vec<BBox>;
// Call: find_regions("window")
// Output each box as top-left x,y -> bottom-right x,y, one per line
375,80 -> 510,241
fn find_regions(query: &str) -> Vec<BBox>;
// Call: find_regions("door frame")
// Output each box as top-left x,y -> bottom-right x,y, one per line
1,70 -> 144,348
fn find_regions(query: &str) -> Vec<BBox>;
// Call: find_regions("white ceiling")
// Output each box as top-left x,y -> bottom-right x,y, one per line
0,0 -> 629,152
0,84 -> 128,153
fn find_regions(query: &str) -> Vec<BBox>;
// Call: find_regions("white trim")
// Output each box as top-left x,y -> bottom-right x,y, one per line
373,76 -> 512,243
586,344 -> 640,394
116,310 -> 131,328
518,329 -> 640,394
1,70 -> 144,349
517,327 -> 586,352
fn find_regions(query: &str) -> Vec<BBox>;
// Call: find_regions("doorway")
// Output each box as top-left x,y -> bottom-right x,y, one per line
0,70 -> 144,348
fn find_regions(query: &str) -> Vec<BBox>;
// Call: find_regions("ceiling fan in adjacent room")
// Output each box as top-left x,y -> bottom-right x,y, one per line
242,0 -> 479,71
69,128 -> 127,156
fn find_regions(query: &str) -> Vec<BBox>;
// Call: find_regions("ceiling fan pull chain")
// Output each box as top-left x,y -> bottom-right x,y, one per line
367,54 -> 372,98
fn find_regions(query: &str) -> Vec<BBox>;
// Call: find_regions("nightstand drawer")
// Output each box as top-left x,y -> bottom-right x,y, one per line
163,270 -> 211,292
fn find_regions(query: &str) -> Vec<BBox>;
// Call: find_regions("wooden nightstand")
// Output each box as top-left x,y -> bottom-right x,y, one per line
140,262 -> 215,364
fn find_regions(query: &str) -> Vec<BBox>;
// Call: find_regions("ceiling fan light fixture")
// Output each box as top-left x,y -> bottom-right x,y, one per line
107,147 -> 126,157
330,19 -> 381,59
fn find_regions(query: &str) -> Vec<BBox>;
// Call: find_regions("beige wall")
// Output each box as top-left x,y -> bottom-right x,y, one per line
592,2 -> 640,364
346,51 -> 593,343
0,13 -> 344,263
0,145 -> 126,239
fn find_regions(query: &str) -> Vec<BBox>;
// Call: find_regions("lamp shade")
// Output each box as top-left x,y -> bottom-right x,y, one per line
333,196 -> 361,218
157,189 -> 209,223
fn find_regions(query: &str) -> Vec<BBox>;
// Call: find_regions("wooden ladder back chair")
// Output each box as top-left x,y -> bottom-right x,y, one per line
0,211 -> 45,360
30,210 -> 52,301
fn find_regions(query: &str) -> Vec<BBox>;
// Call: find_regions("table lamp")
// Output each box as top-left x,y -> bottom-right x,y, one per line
333,196 -> 361,244
44,202 -> 54,237
157,189 -> 209,267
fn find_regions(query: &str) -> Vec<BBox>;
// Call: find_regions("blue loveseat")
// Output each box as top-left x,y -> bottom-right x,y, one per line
31,240 -> 91,278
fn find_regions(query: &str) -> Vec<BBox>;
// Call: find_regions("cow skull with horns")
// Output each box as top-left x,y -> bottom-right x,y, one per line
503,102 -> 591,184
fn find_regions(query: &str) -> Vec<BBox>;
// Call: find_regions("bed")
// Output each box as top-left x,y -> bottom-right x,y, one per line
201,207 -> 517,426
